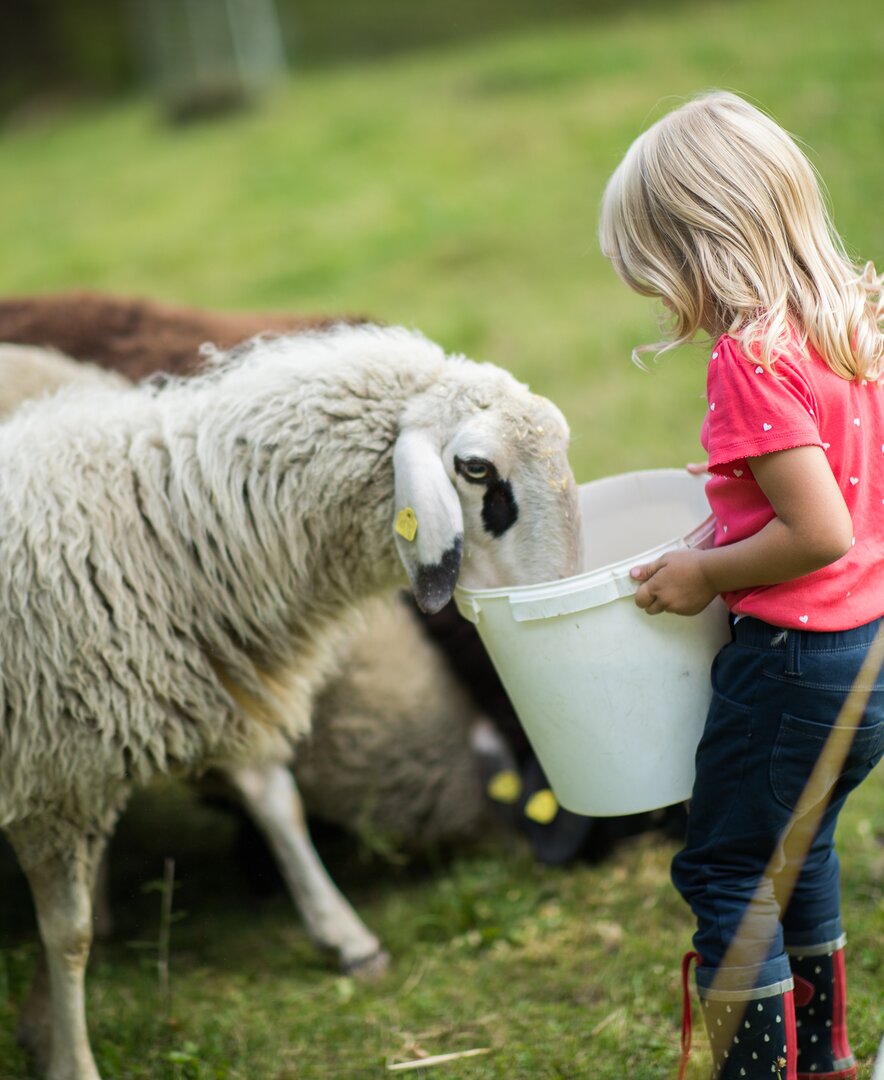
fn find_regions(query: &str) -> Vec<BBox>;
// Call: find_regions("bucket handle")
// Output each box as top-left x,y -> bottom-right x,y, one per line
455,593 -> 482,624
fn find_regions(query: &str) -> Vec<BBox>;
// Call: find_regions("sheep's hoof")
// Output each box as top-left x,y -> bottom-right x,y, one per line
342,947 -> 391,981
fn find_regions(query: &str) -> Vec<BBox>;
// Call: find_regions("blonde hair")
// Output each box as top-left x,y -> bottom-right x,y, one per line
599,91 -> 883,380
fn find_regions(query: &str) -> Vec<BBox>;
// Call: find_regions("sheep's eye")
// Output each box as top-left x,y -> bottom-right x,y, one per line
463,461 -> 490,480
455,456 -> 493,484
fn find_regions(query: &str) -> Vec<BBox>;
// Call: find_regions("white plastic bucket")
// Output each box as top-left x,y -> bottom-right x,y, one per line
455,469 -> 730,816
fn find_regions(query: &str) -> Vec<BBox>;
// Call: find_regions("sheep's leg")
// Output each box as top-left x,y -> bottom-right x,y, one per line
16,951 -> 51,1073
223,762 -> 390,978
11,833 -> 106,1080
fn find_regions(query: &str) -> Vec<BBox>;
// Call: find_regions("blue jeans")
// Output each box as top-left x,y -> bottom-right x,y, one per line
671,615 -> 884,993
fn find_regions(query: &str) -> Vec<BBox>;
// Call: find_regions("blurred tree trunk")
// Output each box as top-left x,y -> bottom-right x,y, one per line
131,0 -> 287,122
2,0 -> 285,122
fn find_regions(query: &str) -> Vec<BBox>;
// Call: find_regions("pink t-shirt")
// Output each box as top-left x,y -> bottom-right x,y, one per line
701,334 -> 884,630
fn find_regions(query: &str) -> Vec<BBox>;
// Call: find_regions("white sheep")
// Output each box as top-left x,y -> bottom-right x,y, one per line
295,591 -> 501,845
0,343 -> 511,982
0,343 -> 129,412
0,326 -> 580,1080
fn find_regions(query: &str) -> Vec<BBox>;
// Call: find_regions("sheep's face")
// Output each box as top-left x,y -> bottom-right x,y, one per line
393,389 -> 582,613
443,401 -> 582,592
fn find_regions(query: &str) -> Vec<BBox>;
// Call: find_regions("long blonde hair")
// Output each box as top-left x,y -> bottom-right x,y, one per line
599,91 -> 883,380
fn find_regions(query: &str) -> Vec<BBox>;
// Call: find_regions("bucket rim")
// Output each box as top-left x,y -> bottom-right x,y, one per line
455,467 -> 715,607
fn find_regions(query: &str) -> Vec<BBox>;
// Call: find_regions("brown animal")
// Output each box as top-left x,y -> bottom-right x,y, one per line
0,290 -> 364,380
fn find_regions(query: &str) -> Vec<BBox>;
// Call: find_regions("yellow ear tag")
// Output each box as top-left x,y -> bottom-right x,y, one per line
524,789 -> 559,825
487,770 -> 522,805
395,507 -> 418,542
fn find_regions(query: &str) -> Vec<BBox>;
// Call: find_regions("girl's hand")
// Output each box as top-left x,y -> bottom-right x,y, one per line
630,549 -> 718,616
685,461 -> 709,476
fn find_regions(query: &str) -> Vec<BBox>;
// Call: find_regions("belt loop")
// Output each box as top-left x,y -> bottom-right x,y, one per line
785,625 -> 802,677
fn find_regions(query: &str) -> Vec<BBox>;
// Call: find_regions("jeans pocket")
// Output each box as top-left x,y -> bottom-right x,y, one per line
770,713 -> 884,812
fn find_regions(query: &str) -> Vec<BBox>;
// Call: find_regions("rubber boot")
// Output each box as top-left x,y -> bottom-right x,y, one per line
787,941 -> 857,1080
679,952 -> 798,1080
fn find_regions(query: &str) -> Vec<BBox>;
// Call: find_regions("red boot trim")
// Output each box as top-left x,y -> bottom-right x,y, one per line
677,951 -> 701,1080
831,947 -> 851,1065
783,987 -> 798,1080
792,973 -> 815,1007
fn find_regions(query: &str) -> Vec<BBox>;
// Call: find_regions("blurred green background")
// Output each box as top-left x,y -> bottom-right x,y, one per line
2,0 -> 881,486
0,4 -> 882,1077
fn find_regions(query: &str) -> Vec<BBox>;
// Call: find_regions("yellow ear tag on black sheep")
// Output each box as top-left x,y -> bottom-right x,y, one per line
487,769 -> 522,804
524,789 -> 559,825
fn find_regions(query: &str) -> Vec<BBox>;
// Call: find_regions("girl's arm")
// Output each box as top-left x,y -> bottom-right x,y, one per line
630,445 -> 854,616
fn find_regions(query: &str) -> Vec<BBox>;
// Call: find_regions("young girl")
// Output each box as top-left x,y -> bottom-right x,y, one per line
599,91 -> 884,1080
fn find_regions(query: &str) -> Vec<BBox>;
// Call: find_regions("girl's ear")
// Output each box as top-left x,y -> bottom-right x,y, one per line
392,427 -> 464,613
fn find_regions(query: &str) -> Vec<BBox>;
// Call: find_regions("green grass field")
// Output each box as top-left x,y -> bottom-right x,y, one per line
0,0 -> 882,1076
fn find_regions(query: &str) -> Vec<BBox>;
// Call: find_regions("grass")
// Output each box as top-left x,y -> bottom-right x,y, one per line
0,0 -> 882,1077
1,774 -> 881,1079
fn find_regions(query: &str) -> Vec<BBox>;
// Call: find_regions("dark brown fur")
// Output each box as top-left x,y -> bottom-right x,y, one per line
0,290 -> 365,381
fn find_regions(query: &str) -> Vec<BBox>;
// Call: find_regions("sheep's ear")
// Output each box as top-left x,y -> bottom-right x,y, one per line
392,428 -> 464,614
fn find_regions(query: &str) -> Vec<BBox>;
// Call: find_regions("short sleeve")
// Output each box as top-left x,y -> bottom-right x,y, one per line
703,336 -> 823,474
